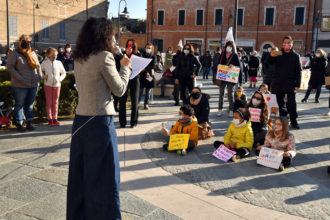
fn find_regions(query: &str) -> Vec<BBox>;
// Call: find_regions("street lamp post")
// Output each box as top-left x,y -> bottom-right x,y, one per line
117,0 -> 128,46
315,10 -> 320,51
233,0 -> 238,41
6,0 -> 9,49
33,0 -> 40,49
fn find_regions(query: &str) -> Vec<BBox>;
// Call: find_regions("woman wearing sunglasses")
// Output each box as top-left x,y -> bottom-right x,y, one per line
6,34 -> 43,132
246,91 -> 269,148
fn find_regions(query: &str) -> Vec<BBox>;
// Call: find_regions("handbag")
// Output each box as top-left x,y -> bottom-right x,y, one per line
325,76 -> 330,89
213,53 -> 233,87
198,122 -> 215,140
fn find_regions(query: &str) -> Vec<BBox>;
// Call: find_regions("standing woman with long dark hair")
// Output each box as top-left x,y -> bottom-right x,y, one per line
67,17 -> 131,220
119,39 -> 141,128
139,43 -> 156,109
174,43 -> 201,103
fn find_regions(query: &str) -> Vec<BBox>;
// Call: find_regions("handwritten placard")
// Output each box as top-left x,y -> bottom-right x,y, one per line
168,134 -> 190,151
299,69 -> 311,90
216,65 -> 240,83
257,147 -> 283,169
265,94 -> 279,117
212,144 -> 236,162
130,55 -> 152,80
248,107 -> 262,122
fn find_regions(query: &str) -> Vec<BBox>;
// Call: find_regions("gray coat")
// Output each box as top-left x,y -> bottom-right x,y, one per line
6,50 -> 42,88
75,51 -> 131,116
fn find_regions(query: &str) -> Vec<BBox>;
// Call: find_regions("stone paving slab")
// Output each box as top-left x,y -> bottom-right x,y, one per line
28,167 -> 68,186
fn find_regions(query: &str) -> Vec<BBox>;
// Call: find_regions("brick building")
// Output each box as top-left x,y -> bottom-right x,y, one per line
314,0 -> 330,53
146,0 -> 323,55
0,0 -> 108,53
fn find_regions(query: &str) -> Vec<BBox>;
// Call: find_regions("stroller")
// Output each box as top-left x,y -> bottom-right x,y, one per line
0,101 -> 13,128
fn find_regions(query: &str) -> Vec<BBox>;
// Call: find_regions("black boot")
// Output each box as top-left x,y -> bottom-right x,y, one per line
301,98 -> 307,103
315,99 -> 319,103
14,121 -> 26,132
26,121 -> 35,131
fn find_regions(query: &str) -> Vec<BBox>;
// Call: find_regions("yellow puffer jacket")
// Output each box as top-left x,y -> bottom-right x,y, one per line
170,118 -> 199,147
224,120 -> 254,151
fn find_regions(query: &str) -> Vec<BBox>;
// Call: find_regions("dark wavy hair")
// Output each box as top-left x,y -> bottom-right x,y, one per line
246,91 -> 269,124
74,17 -> 114,62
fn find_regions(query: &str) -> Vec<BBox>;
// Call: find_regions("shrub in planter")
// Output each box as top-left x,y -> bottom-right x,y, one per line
0,81 -> 14,108
0,69 -> 10,83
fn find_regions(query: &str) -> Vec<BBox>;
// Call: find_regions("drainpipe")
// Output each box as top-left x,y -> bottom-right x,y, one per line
204,0 -> 209,53
305,0 -> 311,55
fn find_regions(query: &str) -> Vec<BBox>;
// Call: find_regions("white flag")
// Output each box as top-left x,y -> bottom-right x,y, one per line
224,27 -> 237,53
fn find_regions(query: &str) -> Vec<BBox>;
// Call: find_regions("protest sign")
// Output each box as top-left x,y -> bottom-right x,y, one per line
299,69 -> 311,90
130,55 -> 152,80
216,65 -> 240,83
265,94 -> 280,117
257,147 -> 283,169
212,144 -> 236,162
300,57 -> 310,68
168,134 -> 190,151
248,107 -> 262,122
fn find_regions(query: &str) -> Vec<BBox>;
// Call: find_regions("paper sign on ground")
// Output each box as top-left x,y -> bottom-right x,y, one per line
248,107 -> 262,122
169,66 -> 176,72
168,134 -> 190,151
265,94 -> 279,117
216,65 -> 240,83
130,55 -> 152,80
299,69 -> 311,90
257,147 -> 283,169
212,144 -> 236,162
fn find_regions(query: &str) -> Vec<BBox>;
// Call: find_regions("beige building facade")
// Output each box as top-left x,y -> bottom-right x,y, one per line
0,0 -> 108,53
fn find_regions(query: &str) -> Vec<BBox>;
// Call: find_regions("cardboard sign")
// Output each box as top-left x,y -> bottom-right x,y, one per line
300,57 -> 310,68
216,65 -> 240,83
168,134 -> 190,151
257,147 -> 283,169
212,144 -> 236,162
265,94 -> 280,117
299,69 -> 311,90
248,107 -> 262,122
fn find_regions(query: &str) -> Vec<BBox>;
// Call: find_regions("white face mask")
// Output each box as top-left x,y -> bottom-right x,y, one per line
184,49 -> 190,55
315,53 -> 321,58
232,118 -> 241,126
168,50 -> 172,54
146,49 -> 152,54
226,47 -> 233,53
66,48 -> 71,53
252,98 -> 261,106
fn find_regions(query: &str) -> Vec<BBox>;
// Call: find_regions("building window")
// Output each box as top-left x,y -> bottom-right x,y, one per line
238,8 -> 244,26
265,7 -> 275,25
9,16 -> 18,37
295,7 -> 305,25
59,21 -> 66,40
178,10 -> 185,26
321,17 -> 330,31
196,9 -> 204,26
215,9 -> 223,25
42,20 -> 50,40
157,10 -> 164,26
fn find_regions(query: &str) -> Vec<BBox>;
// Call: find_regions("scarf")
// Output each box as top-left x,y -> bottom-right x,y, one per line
190,95 -> 202,106
226,52 -> 232,60
179,116 -> 193,127
18,46 -> 38,70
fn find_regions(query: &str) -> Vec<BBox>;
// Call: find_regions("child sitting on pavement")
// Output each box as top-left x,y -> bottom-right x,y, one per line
258,83 -> 271,94
213,108 -> 254,162
163,105 -> 198,156
255,117 -> 296,171
233,86 -> 247,111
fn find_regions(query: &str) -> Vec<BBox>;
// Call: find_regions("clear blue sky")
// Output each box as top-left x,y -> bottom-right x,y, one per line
108,0 -> 147,19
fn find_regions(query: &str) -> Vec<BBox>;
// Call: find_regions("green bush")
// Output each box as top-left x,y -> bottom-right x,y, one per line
0,72 -> 78,119
0,69 -> 11,83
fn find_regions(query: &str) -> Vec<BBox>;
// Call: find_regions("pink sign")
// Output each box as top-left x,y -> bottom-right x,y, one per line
248,107 -> 262,123
212,144 -> 236,162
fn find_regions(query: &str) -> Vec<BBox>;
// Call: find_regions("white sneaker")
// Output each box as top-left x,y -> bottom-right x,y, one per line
216,109 -> 223,117
228,111 -> 234,117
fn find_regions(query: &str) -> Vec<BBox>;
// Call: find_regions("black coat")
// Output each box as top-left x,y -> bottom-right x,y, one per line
172,50 -> 182,67
174,53 -> 201,80
263,53 -> 276,85
140,52 -> 156,88
186,94 -> 210,124
248,56 -> 260,77
213,52 -> 241,84
309,57 -> 327,87
212,52 -> 221,74
268,49 -> 302,92
200,54 -> 212,67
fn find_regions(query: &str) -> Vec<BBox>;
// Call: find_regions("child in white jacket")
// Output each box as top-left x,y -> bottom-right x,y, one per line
41,47 -> 66,126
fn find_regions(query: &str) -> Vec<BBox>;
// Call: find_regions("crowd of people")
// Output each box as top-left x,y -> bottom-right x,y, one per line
2,16 -> 330,219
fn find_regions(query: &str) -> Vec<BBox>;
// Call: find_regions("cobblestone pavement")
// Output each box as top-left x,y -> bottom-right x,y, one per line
140,78 -> 330,220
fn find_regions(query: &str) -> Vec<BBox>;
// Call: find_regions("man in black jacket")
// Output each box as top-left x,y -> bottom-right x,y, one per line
268,36 -> 302,129
172,43 -> 183,105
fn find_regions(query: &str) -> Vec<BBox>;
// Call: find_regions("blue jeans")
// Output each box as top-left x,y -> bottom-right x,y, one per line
304,85 -> 322,100
202,67 -> 210,79
67,115 -> 121,220
11,87 -> 38,123
139,87 -> 151,105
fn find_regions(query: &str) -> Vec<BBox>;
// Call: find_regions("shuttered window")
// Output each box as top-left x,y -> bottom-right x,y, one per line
196,9 -> 204,25
9,16 -> 18,37
265,8 -> 275,25
295,7 -> 305,25
178,10 -> 185,26
42,20 -> 50,39
157,10 -> 164,26
215,9 -> 223,25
